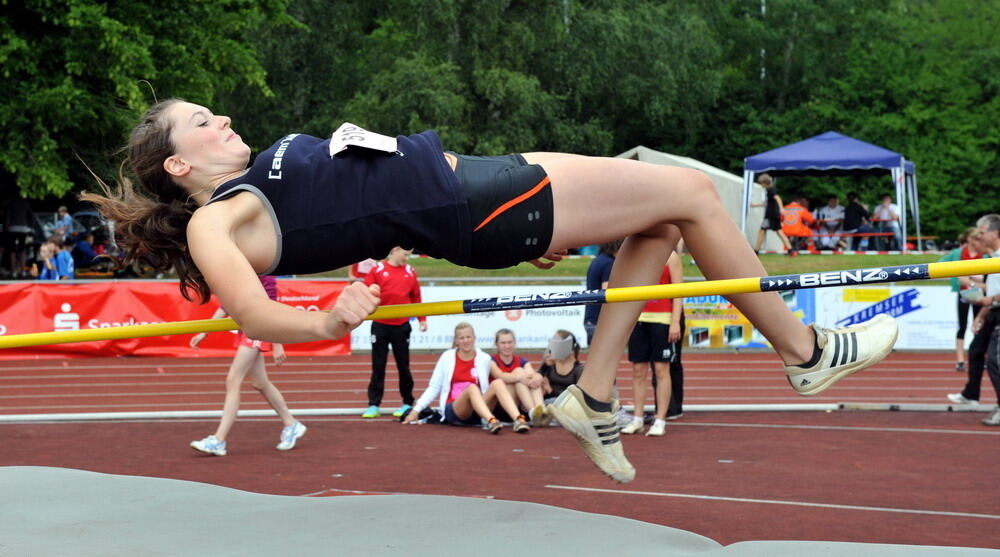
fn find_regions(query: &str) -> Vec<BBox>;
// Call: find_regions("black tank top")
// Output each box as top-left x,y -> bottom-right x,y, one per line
206,131 -> 470,275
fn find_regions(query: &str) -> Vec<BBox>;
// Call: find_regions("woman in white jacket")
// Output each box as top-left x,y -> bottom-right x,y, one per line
403,323 -> 530,433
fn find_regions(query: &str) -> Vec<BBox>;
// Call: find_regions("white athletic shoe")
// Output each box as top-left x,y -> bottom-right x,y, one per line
276,421 -> 307,451
645,419 -> 667,437
191,435 -> 227,456
548,385 -> 635,483
620,417 -> 644,435
785,314 -> 898,396
983,407 -> 1000,426
947,393 -> 978,406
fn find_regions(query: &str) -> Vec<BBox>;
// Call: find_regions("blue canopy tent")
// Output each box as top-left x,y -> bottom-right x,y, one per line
741,131 -> 922,250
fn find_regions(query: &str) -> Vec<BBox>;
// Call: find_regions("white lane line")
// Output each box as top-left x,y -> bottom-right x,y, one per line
680,396 -> 997,401
0,361 -> 383,372
1,416 -> 366,425
544,485 -> 1000,520
0,374 -> 955,386
1,400 -> 360,411
670,421 -> 1000,436
0,388 -> 369,399
2,378 -> 372,389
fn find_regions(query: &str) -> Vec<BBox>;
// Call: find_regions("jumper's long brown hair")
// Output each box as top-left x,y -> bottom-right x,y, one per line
80,98 -> 211,303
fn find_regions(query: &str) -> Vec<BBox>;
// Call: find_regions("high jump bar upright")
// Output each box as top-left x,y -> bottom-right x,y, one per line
1,258 -> 996,350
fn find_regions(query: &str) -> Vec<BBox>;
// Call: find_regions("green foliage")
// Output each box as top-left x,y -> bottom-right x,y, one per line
0,0 -> 290,198
1,0 -> 994,241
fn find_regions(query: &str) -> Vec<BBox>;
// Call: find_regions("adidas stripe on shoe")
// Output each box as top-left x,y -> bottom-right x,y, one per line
785,314 -> 898,396
548,385 -> 636,483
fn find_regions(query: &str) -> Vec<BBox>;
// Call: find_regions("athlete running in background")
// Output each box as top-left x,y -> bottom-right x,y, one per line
188,275 -> 305,456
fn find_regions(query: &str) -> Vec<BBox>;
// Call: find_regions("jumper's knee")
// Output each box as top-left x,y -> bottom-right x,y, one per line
681,168 -> 720,203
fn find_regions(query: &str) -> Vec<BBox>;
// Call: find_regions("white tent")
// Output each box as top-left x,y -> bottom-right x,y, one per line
616,146 -> 782,249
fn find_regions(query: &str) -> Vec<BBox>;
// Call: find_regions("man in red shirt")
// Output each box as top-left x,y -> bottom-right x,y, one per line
361,247 -> 428,419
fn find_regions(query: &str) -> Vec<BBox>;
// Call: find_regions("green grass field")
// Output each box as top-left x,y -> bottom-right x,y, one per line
305,253 -> 946,286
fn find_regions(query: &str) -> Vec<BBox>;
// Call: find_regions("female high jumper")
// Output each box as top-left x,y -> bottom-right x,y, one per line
84,100 -> 898,482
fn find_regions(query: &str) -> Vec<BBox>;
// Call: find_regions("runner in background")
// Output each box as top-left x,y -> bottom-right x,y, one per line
189,275 -> 305,456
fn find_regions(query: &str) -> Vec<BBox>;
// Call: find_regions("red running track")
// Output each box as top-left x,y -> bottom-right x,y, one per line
1,351 -> 998,549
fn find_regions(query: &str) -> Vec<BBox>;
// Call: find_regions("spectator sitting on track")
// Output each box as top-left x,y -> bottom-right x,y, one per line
490,328 -> 546,425
403,322 -> 529,433
189,275 -> 306,456
536,330 -> 585,403
814,195 -> 846,251
780,195 -> 817,256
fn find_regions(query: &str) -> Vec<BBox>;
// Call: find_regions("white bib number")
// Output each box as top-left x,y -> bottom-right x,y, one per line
329,122 -> 398,157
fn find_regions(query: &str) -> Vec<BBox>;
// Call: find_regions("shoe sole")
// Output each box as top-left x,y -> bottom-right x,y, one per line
791,316 -> 899,396
548,400 -> 635,483
190,444 -> 226,456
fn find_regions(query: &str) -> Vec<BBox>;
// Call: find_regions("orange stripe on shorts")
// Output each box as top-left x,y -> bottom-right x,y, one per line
473,176 -> 551,232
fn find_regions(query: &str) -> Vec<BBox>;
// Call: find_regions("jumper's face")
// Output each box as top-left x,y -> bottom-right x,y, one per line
165,102 -> 251,175
496,334 -> 516,357
455,328 -> 476,353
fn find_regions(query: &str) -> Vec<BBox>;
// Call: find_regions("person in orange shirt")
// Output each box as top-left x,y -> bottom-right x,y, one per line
781,196 -> 817,256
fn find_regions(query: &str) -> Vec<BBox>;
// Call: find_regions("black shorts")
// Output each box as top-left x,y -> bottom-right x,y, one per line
628,322 -> 674,363
760,216 -> 781,231
450,153 -> 554,269
444,402 -> 482,426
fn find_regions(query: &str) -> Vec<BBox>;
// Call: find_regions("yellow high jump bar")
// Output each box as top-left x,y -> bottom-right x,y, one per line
1,258 -> 996,350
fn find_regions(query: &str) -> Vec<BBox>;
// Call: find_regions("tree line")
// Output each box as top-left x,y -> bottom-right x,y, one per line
2,0 -> 995,238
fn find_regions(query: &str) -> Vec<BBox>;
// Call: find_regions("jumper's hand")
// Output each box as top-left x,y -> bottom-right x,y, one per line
529,250 -> 568,270
324,282 -> 381,339
190,333 -> 207,349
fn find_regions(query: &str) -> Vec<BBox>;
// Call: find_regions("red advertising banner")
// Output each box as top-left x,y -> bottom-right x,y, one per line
0,280 -> 350,359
